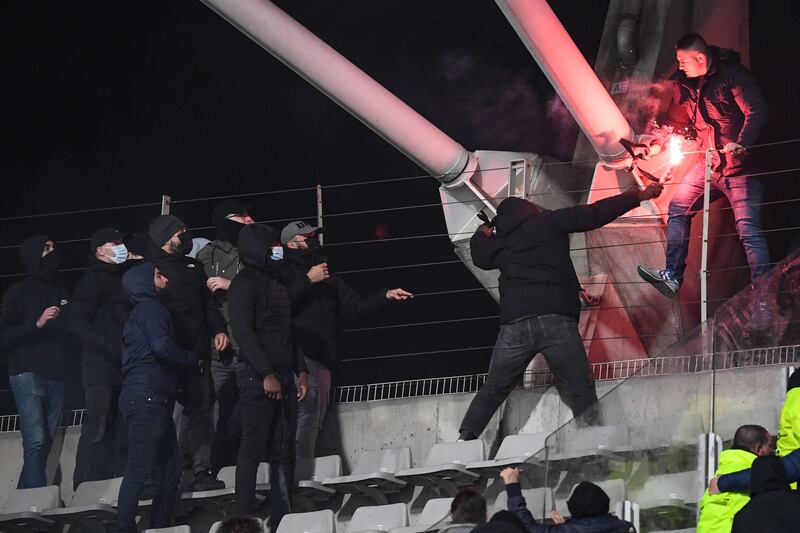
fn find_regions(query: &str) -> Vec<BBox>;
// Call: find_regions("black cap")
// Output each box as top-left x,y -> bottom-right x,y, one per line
90,227 -> 126,252
212,199 -> 251,227
149,215 -> 186,247
280,220 -> 322,245
566,482 -> 610,518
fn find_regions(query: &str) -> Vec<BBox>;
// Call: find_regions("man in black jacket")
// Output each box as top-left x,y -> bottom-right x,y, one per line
638,33 -> 770,297
228,223 -> 309,529
70,227 -> 137,489
147,214 -> 228,491
0,235 -> 72,488
280,220 -> 412,459
459,184 -> 663,440
730,455 -> 800,533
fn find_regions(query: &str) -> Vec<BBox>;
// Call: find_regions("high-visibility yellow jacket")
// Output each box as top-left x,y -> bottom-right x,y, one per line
697,449 -> 758,533
778,388 -> 800,457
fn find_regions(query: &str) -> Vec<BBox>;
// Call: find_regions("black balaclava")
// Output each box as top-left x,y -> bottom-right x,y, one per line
175,231 -> 194,256
20,235 -> 59,282
566,482 -> 610,519
212,199 -> 250,245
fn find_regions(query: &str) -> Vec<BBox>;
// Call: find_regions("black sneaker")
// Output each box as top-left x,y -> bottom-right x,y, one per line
637,265 -> 681,298
191,470 -> 224,491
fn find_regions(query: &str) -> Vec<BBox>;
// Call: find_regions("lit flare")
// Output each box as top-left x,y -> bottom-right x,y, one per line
668,135 -> 684,166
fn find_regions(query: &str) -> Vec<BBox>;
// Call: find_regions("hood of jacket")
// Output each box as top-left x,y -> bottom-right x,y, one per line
238,224 -> 280,269
122,262 -> 159,305
749,455 -> 789,495
493,197 -> 541,237
20,234 -> 53,278
567,482 -> 610,519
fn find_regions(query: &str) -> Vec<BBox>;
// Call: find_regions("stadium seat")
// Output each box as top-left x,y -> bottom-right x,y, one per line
275,509 -> 336,533
629,471 -> 704,509
467,432 -> 548,476
389,497 -> 452,532
0,485 -> 60,531
294,455 -> 341,510
143,526 -> 192,533
493,487 -> 554,521
346,503 -> 408,533
322,447 -> 411,505
395,440 -> 484,496
555,479 -> 627,517
41,477 -> 122,528
632,415 -> 704,451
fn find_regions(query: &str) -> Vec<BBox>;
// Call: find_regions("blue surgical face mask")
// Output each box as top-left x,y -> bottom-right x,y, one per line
270,246 -> 284,261
110,244 -> 128,264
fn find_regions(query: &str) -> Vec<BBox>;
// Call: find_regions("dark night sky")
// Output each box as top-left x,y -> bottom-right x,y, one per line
2,1 -> 800,409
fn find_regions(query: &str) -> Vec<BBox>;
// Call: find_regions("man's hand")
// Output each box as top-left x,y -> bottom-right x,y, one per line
499,467 -> 520,485
207,276 -> 231,292
263,374 -> 283,400
386,288 -> 413,301
307,263 -> 330,284
477,224 -> 493,237
297,372 -> 309,401
551,511 -> 566,525
638,182 -> 664,201
708,476 -> 721,495
214,333 -> 229,352
36,306 -> 60,329
722,142 -> 746,155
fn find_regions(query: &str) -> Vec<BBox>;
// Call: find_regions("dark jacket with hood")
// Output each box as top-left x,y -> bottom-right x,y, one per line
472,192 -> 642,324
0,235 -> 73,381
505,483 -> 635,533
282,243 -> 389,367
666,46 -> 768,176
730,455 -> 800,533
228,224 -> 308,379
68,259 -> 137,387
120,262 -> 197,396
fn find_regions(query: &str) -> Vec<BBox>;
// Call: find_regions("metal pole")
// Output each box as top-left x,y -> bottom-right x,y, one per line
700,149 -> 714,434
161,194 -> 171,215
316,184 -> 324,246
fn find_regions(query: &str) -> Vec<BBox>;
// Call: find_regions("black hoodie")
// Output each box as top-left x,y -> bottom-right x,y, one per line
471,193 -> 641,324
731,455 -> 800,533
228,224 -> 308,379
0,235 -> 73,380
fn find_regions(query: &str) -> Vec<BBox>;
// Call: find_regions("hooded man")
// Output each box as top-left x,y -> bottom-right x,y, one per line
196,199 -> 255,471
730,456 -> 800,533
0,235 -> 73,488
280,220 -> 412,459
638,33 -> 770,297
70,227 -> 138,489
227,223 -> 309,529
146,214 -> 228,491
500,468 -> 636,533
697,425 -> 773,533
458,183 -> 663,440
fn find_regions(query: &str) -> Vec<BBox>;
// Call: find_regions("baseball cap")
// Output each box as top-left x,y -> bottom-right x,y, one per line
90,227 -> 126,251
280,220 -> 322,245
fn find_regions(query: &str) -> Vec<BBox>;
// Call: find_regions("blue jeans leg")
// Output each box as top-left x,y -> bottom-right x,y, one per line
665,164 -> 709,279
10,372 -> 65,489
720,176 -> 770,280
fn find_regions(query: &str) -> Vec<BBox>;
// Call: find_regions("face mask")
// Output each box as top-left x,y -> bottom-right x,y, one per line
270,246 -> 284,261
109,244 -> 128,264
38,250 -> 60,281
175,232 -> 194,256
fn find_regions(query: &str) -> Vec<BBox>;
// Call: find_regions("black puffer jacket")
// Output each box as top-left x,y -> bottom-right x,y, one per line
666,46 -> 768,176
0,235 -> 73,381
730,455 -> 800,533
68,259 -> 137,387
471,192 -> 641,324
228,224 -> 308,379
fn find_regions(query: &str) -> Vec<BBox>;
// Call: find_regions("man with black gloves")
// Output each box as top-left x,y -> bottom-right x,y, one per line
459,183 -> 663,440
116,262 -> 199,533
228,223 -> 309,529
0,235 -> 72,488
196,200 -> 254,471
147,214 -> 228,491
70,227 -> 137,489
280,220 -> 413,459
638,33 -> 770,297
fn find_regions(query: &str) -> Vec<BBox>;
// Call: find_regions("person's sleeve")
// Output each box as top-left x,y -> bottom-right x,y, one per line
335,278 -> 389,322
228,277 -> 274,378
294,343 -> 309,375
0,288 -> 39,350
550,190 -> 641,233
142,308 -> 197,369
470,227 -> 499,270
285,267 -> 312,304
731,68 -> 768,147
200,268 -> 227,336
716,468 -> 750,493
505,483 -> 548,533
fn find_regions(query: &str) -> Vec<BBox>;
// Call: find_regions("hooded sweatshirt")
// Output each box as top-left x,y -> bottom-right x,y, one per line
228,224 -> 308,379
472,192 -> 642,324
120,262 -> 197,396
730,456 -> 800,533
697,448 -> 758,533
0,235 -> 73,380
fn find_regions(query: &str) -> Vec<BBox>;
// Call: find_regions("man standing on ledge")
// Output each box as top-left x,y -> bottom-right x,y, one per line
458,183 -> 663,440
638,33 -> 769,297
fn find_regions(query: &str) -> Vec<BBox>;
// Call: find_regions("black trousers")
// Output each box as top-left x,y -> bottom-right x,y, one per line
74,384 -> 127,489
177,360 -> 215,474
234,368 -> 297,530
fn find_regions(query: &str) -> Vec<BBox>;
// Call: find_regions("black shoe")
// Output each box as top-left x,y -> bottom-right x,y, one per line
191,470 -> 224,491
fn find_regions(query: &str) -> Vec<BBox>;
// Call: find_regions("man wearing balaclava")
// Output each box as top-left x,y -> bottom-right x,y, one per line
146,214 -> 228,491
0,235 -> 73,488
69,227 -> 139,489
196,199 -> 254,470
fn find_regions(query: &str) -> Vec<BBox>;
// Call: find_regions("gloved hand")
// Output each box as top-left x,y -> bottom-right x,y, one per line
476,210 -> 494,227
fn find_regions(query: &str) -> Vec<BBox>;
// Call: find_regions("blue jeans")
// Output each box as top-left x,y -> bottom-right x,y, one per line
9,372 -> 65,489
460,314 -> 600,438
666,164 -> 770,280
116,389 -> 180,533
